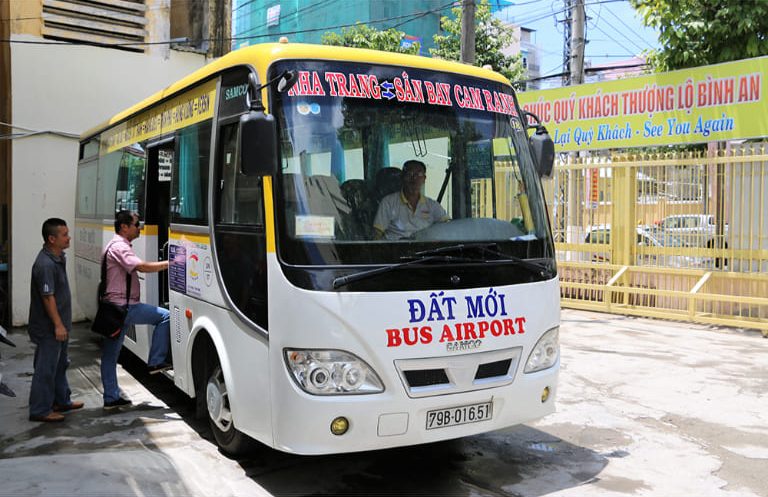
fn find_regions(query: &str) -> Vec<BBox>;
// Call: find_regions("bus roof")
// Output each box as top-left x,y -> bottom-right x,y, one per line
81,41 -> 511,140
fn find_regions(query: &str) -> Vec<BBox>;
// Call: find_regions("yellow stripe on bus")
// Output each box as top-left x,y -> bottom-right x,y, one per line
264,176 -> 276,253
101,79 -> 217,155
169,231 -> 211,245
74,221 -> 158,236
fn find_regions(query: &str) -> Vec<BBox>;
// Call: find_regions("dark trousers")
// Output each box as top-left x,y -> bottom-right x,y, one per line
28,335 -> 71,417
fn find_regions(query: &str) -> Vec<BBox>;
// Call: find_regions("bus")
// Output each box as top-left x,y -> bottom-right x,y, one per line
75,41 -> 559,455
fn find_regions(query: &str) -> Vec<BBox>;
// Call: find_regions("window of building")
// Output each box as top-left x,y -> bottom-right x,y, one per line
43,0 -> 148,53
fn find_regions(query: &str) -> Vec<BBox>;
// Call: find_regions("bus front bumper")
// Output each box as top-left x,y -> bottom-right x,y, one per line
266,362 -> 559,455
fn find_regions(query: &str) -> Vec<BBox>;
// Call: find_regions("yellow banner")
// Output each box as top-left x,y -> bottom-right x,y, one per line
517,57 -> 767,151
101,79 -> 217,155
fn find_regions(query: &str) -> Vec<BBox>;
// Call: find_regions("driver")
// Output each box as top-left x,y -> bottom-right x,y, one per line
373,160 -> 449,240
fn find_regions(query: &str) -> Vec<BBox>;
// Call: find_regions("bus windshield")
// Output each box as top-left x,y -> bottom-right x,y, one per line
270,61 -> 552,268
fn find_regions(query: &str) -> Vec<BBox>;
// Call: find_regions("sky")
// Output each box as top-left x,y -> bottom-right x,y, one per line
495,0 -> 660,84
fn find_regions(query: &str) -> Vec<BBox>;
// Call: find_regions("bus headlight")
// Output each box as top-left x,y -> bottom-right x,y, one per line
524,327 -> 559,373
285,349 -> 384,395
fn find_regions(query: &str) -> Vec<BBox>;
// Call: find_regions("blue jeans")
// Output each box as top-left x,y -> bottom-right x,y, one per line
100,303 -> 170,403
29,335 -> 71,417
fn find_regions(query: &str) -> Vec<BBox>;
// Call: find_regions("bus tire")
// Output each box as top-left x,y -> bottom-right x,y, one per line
204,363 -> 254,457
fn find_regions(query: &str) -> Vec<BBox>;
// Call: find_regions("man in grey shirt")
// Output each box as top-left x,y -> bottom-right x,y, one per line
28,218 -> 83,422
373,160 -> 449,240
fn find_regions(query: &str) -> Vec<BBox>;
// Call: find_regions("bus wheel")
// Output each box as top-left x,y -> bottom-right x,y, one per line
205,365 -> 253,456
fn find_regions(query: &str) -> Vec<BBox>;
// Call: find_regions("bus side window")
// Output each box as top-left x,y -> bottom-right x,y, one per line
214,121 -> 268,329
171,122 -> 211,224
216,123 -> 263,225
219,124 -> 239,223
77,160 -> 98,218
115,145 -> 146,215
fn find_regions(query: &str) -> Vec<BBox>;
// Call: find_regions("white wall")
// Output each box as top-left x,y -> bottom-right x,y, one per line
11,34 -> 208,325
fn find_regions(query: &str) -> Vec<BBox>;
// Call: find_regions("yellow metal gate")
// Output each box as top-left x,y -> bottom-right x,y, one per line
546,142 -> 768,334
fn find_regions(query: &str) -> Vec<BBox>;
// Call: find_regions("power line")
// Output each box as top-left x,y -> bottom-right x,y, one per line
0,0 -> 182,21
587,53 -> 646,57
234,0 -> 339,37
601,4 -> 654,49
590,22 -> 636,57
523,60 -> 645,82
233,0 -> 257,14
0,121 -> 78,141
390,1 -> 453,30
0,1 -> 457,48
509,0 -> 625,26
0,16 -> 42,22
589,4 -> 646,54
585,61 -> 646,71
0,37 -> 189,47
235,1 -> 456,41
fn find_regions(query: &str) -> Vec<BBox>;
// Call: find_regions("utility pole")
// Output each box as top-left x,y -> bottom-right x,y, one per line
570,0 -> 585,85
561,0 -> 572,86
460,0 -> 475,64
563,0 -> 586,250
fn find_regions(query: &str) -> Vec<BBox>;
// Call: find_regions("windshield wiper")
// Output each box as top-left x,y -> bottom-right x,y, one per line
332,254 -> 474,289
414,243 -> 554,279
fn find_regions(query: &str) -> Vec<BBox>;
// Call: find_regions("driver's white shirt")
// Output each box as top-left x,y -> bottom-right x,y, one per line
373,191 -> 448,240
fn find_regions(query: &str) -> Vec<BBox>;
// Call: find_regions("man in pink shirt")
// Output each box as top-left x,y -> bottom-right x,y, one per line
100,210 -> 170,410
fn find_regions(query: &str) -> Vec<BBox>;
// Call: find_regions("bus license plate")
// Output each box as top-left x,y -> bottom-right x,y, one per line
426,401 -> 493,430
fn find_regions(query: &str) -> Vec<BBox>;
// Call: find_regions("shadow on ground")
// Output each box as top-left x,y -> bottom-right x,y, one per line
0,330 -> 197,497
119,349 -> 606,497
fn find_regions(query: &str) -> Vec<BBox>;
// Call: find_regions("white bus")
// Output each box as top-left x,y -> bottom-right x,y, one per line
75,42 -> 559,455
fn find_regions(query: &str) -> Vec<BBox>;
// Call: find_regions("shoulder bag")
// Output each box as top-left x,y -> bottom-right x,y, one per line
91,244 -> 130,339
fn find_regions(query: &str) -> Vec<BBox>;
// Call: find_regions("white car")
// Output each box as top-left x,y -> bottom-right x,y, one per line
584,226 -> 705,268
654,214 -> 728,249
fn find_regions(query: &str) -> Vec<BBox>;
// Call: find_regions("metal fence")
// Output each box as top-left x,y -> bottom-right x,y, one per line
545,142 -> 768,335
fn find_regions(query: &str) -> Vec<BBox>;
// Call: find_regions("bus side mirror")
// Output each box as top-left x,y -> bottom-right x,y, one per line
240,111 -> 278,176
523,111 -> 555,178
530,126 -> 555,178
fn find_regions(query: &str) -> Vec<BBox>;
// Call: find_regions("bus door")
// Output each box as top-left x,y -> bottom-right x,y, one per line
214,119 -> 269,330
145,139 -> 174,308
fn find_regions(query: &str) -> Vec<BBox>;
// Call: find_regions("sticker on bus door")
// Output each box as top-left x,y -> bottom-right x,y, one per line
169,244 -> 186,294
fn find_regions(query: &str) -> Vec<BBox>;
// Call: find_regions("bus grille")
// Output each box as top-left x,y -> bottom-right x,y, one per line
403,369 -> 450,387
475,359 -> 513,379
395,347 -> 523,398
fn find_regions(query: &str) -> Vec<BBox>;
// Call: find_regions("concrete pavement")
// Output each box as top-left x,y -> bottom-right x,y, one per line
0,322 -> 269,497
532,311 -> 768,497
0,311 -> 766,497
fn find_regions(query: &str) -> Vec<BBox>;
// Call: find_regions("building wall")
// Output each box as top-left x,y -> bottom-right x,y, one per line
7,0 -> 41,36
10,34 -> 206,325
0,1 -> 10,328
501,25 -> 540,89
233,0 -> 449,54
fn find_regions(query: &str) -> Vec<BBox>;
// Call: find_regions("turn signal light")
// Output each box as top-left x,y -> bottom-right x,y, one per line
541,386 -> 550,403
185,308 -> 193,319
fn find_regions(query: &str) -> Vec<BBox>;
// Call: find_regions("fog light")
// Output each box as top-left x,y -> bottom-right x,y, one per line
330,416 -> 349,436
541,386 -> 550,403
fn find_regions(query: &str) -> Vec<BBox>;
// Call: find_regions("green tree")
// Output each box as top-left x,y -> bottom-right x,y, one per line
631,0 -> 768,71
321,23 -> 420,55
430,0 -> 525,85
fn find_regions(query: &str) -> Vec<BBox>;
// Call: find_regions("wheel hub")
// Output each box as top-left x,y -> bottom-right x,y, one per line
206,377 -> 224,421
